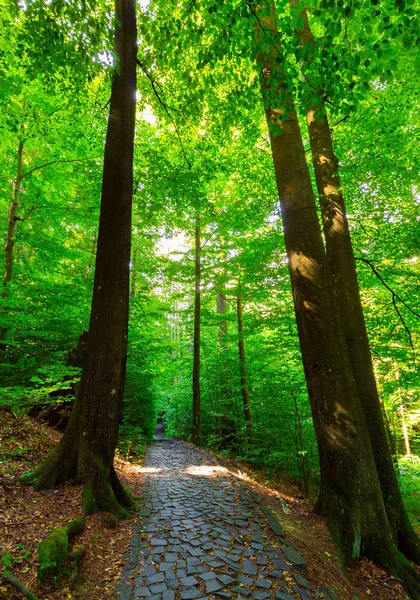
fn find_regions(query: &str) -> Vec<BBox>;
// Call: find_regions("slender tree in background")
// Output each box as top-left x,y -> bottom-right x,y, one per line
191,214 -> 201,445
293,2 -> 420,562
216,290 -> 227,340
21,0 -> 137,517
252,3 -> 420,595
236,286 -> 253,441
3,141 -> 23,291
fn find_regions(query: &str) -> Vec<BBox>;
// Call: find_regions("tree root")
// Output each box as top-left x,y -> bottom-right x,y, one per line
37,516 -> 85,582
1,573 -> 38,600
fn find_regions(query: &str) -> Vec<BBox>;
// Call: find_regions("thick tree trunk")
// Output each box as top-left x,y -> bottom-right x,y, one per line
294,3 -> 420,562
191,216 -> 201,445
252,5 -> 420,596
236,289 -> 253,440
3,141 -> 23,292
20,0 -> 137,518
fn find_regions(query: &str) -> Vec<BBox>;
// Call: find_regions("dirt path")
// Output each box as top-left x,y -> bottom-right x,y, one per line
116,440 -> 317,600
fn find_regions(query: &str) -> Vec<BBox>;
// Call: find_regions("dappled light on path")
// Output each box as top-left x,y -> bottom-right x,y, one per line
185,464 -> 229,477
116,440 -> 313,600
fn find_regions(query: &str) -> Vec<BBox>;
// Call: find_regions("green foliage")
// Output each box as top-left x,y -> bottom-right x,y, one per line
0,0 -> 419,534
399,456 -> 420,529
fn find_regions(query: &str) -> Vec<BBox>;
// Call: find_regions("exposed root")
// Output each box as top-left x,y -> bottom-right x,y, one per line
394,553 -> 420,600
37,516 -> 85,582
1,572 -> 38,600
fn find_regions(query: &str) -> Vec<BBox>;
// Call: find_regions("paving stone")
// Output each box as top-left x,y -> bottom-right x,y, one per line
199,571 -> 218,581
147,573 -> 165,585
206,578 -> 224,594
232,587 -> 251,597
251,542 -> 264,550
165,553 -> 178,562
162,592 -> 176,600
206,560 -> 225,568
281,547 -> 306,575
180,576 -> 199,586
267,570 -> 284,579
225,554 -> 241,563
218,574 -> 236,586
151,538 -> 168,546
150,583 -> 167,594
293,586 -> 312,599
166,579 -> 179,590
294,574 -> 311,590
242,560 -> 258,576
252,591 -> 271,600
273,559 -> 290,571
238,576 -> 254,585
275,593 -> 296,600
256,578 -> 272,590
134,587 -> 150,597
181,586 -> 202,600
143,564 -> 157,577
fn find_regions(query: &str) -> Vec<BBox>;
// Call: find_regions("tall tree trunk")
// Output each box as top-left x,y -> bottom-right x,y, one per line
21,0 -> 137,519
251,4 -> 420,595
236,288 -> 253,440
191,215 -> 201,445
3,141 -> 24,292
1,141 -> 24,358
294,2 -> 420,562
216,290 -> 227,340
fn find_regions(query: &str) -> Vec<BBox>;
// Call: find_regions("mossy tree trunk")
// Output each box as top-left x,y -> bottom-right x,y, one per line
21,0 -> 137,518
293,2 -> 420,563
251,3 -> 420,597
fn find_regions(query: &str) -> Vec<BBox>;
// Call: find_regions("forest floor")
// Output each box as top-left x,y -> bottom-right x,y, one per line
0,410 -> 415,600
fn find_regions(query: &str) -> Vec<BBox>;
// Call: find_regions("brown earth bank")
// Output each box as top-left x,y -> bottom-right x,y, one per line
0,410 -> 416,600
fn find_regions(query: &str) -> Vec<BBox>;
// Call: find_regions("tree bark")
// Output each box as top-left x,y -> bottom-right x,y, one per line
216,290 -> 227,340
251,4 -> 420,596
20,0 -> 137,518
294,2 -> 420,562
3,140 -> 24,292
236,288 -> 253,440
191,215 -> 201,445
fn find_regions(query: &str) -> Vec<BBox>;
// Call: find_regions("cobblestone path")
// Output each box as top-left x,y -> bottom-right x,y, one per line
116,440 -> 315,600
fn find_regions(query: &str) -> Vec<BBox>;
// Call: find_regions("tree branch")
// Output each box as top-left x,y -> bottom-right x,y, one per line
356,257 -> 420,319
136,58 -> 190,166
22,156 -> 101,180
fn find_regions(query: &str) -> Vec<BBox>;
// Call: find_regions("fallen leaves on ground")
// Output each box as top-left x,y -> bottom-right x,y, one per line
0,410 -> 144,600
